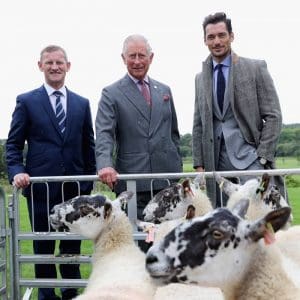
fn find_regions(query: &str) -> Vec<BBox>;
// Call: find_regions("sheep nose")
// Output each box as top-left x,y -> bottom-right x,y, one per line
146,253 -> 158,265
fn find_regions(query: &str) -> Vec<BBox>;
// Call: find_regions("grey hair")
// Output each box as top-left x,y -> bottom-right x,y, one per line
122,34 -> 152,56
40,45 -> 68,62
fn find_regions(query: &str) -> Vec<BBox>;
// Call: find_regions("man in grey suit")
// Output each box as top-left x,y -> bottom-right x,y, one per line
95,34 -> 182,236
192,12 -> 282,207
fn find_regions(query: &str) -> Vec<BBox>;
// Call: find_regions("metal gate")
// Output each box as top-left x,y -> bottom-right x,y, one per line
8,169 -> 300,299
8,174 -> 149,300
0,187 -> 7,300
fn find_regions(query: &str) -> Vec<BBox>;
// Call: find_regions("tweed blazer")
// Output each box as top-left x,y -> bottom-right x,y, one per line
192,52 -> 282,201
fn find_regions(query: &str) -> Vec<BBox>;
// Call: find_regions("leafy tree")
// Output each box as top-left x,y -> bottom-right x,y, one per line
0,141 -> 7,179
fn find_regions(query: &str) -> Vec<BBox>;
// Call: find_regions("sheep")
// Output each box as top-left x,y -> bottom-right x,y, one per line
145,200 -> 300,300
50,192 -> 223,300
143,174 -> 213,223
49,191 -> 157,300
215,173 -> 293,226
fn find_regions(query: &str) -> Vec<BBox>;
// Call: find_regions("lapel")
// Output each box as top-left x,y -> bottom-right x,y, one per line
226,52 -> 239,114
149,79 -> 164,135
202,57 -> 213,115
39,86 -> 64,139
119,75 -> 150,122
64,88 -> 75,141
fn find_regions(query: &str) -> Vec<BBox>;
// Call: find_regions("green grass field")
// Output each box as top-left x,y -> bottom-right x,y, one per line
1,157 -> 300,299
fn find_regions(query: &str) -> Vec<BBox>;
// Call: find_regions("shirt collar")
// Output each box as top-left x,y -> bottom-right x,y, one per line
44,83 -> 67,97
212,54 -> 231,70
128,73 -> 149,85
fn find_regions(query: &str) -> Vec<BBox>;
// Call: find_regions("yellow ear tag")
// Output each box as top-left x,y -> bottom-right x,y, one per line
264,222 -> 276,245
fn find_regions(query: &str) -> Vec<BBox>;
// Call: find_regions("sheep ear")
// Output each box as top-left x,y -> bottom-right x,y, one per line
182,178 -> 191,190
185,204 -> 196,220
116,191 -> 134,209
193,173 -> 206,189
104,203 -> 112,219
248,207 -> 292,242
231,198 -> 249,218
256,173 -> 271,196
215,175 -> 239,197
136,219 -> 156,231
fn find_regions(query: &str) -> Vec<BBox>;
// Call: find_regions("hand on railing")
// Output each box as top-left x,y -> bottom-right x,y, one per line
13,173 -> 30,188
97,167 -> 118,190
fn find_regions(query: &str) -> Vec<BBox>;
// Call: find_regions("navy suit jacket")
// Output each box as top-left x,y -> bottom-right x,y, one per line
6,85 -> 96,199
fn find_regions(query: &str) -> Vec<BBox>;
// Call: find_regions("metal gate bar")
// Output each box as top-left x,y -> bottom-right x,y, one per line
0,187 -> 7,300
9,169 -> 300,299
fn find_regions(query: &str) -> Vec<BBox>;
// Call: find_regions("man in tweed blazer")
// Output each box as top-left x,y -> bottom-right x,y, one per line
192,12 -> 282,207
95,35 -> 182,232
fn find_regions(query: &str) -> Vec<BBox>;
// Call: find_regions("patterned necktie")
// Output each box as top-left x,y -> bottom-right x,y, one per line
53,91 -> 66,134
216,64 -> 225,112
138,80 -> 152,106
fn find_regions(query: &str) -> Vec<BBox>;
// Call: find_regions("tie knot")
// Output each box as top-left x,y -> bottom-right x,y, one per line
216,64 -> 223,71
53,91 -> 63,97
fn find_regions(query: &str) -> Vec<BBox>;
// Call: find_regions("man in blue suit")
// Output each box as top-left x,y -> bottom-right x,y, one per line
6,45 -> 96,300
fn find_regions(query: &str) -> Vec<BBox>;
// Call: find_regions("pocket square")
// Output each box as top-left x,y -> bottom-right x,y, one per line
163,94 -> 170,101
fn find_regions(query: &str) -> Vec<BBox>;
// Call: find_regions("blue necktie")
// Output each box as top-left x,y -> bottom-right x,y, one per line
53,91 -> 66,134
216,64 -> 225,112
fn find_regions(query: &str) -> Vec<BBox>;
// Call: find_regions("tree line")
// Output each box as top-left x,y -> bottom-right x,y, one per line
179,123 -> 300,160
0,123 -> 299,179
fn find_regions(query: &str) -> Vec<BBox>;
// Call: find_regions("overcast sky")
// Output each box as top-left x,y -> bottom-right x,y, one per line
1,0 -> 299,139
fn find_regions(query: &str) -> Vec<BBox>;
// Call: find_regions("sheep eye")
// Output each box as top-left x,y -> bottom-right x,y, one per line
163,191 -> 170,197
212,230 -> 224,240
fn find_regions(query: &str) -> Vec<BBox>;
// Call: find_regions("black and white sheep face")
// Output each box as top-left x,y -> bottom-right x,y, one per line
145,202 -> 291,286
143,181 -> 194,223
49,194 -> 111,240
49,192 -> 133,240
263,184 -> 289,210
218,173 -> 290,211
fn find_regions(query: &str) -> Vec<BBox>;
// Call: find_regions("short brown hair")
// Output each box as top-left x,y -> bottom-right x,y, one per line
40,45 -> 68,61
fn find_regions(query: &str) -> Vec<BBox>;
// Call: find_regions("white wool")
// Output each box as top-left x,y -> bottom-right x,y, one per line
191,188 -> 213,217
73,205 -> 157,300
154,283 -> 224,300
231,242 -> 300,300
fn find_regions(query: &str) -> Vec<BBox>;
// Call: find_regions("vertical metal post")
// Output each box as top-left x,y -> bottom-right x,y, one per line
0,187 -> 7,300
126,180 -> 137,228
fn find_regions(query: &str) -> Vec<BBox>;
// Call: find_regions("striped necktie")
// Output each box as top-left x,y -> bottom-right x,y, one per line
53,91 -> 66,134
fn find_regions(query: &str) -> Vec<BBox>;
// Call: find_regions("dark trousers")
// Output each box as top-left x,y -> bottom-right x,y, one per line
216,139 -> 264,207
26,183 -> 82,300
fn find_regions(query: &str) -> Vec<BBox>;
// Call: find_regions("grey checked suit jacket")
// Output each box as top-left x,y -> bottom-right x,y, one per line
192,52 -> 282,203
95,74 -> 182,193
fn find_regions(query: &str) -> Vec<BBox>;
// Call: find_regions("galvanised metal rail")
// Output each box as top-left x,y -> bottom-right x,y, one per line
9,169 -> 300,299
0,187 -> 7,300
